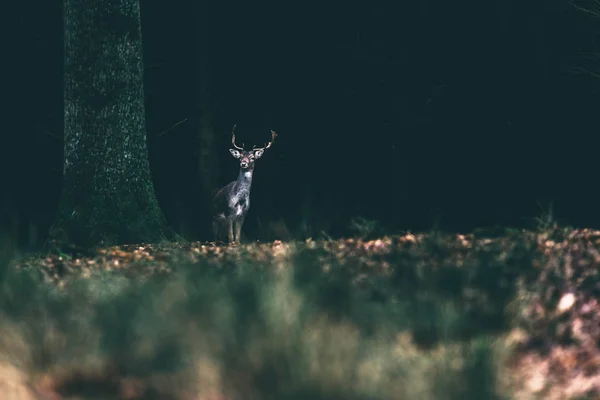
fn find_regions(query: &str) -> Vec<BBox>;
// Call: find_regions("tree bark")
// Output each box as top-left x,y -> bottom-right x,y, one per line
193,0 -> 220,238
49,0 -> 176,247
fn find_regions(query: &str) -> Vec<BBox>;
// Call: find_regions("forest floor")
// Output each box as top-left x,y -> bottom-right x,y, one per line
1,227 -> 600,399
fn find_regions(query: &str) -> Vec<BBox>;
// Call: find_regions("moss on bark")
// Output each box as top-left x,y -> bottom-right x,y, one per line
50,0 -> 177,247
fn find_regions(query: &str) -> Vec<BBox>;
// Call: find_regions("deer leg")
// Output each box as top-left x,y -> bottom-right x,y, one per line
227,219 -> 234,244
234,216 -> 245,243
212,220 -> 219,242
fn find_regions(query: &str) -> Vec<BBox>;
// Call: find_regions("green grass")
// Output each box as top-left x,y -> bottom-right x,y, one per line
1,226 -> 599,399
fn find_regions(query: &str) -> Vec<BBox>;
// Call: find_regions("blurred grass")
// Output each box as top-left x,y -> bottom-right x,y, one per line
1,224 -> 598,399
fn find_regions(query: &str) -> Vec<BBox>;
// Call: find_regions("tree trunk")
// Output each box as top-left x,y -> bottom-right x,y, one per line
197,73 -> 219,201
49,0 -> 176,247
193,0 -> 220,238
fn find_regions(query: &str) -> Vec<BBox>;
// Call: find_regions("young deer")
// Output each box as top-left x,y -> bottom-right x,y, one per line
212,126 -> 277,243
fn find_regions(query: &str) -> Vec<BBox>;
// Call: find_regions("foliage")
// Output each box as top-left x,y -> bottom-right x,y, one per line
1,227 -> 600,399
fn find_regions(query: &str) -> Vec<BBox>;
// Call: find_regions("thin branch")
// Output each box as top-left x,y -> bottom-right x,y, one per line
147,61 -> 166,68
43,130 -> 62,140
572,1 -> 600,19
157,118 -> 189,137
567,65 -> 600,80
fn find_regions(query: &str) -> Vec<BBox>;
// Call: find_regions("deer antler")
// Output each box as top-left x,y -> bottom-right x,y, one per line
231,124 -> 245,150
252,130 -> 278,151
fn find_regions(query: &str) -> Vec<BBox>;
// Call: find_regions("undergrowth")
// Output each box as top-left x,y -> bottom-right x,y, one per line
1,225 -> 599,399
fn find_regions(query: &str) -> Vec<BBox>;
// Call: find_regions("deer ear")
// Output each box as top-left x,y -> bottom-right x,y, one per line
229,149 -> 241,158
254,149 -> 264,159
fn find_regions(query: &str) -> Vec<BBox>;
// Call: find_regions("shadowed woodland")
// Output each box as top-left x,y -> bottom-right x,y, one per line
4,0 -> 600,245
2,0 -> 600,398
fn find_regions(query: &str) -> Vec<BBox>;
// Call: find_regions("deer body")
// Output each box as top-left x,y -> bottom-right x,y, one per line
212,170 -> 253,243
212,126 -> 276,243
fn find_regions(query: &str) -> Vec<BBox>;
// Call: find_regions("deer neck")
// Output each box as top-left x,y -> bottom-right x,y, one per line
235,168 -> 253,191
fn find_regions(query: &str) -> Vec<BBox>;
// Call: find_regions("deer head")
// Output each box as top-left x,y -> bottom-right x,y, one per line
229,125 -> 277,170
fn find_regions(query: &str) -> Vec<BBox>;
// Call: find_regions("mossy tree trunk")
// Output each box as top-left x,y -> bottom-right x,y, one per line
49,0 -> 176,247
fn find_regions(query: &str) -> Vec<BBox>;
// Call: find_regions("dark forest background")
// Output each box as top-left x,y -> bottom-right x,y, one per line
3,0 -> 600,248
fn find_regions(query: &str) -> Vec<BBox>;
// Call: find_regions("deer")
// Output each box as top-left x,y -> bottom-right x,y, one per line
211,125 -> 277,244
